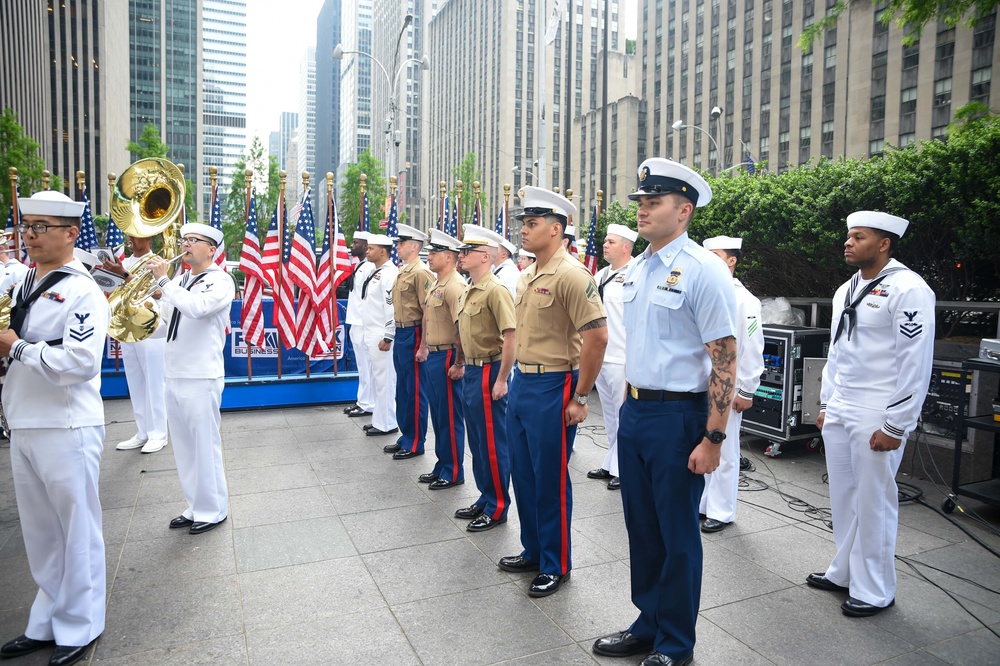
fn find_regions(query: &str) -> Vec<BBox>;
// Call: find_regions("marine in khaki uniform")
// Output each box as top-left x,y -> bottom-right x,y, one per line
452,225 -> 517,532
386,224 -> 434,459
414,229 -> 467,489
498,187 -> 608,598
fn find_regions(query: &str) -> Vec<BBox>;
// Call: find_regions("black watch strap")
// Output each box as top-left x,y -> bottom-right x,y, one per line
705,429 -> 726,444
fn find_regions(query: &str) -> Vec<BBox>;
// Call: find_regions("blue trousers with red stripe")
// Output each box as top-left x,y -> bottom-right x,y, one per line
618,394 -> 707,660
392,326 -> 428,453
423,349 -> 465,483
507,369 -> 578,576
462,362 -> 511,520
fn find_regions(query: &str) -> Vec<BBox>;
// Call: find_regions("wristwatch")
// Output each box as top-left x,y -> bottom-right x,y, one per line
382,337 -> 392,344
704,429 -> 726,444
572,393 -> 588,405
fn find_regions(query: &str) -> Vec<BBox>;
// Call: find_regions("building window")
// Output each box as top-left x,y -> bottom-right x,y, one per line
824,44 -> 837,69
872,51 -> 887,80
870,95 -> 886,122
902,43 -> 920,69
972,66 -> 992,102
898,132 -> 916,146
931,124 -> 948,139
802,52 -> 813,77
934,78 -> 952,106
869,138 -> 885,155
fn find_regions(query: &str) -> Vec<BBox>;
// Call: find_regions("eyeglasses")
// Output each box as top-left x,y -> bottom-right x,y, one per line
16,222 -> 75,234
459,248 -> 488,256
181,237 -> 213,246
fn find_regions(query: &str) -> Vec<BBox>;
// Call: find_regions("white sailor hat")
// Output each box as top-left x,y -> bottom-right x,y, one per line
703,235 -> 743,251
478,227 -> 517,255
606,223 -> 638,243
563,224 -> 577,239
846,211 -> 909,237
180,222 -> 224,246
426,228 -> 463,252
367,233 -> 394,247
393,223 -> 427,243
460,224 -> 498,249
628,158 -> 713,207
515,186 -> 577,221
18,190 -> 86,218
74,248 -> 100,271
519,249 -> 535,259
353,230 -> 371,242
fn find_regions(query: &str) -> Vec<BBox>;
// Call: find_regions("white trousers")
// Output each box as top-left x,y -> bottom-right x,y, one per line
121,337 -> 168,440
349,324 -> 375,412
595,362 -> 626,476
700,410 -> 742,523
363,333 -> 397,431
823,399 -> 905,607
10,427 -> 106,646
166,378 -> 228,523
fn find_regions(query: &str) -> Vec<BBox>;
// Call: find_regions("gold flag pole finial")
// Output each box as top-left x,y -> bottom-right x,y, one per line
390,175 -> 398,195
42,170 -> 51,191
75,170 -> 86,197
302,171 -> 310,192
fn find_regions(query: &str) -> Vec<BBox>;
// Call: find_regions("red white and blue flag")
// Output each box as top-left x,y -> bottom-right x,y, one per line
209,183 -> 226,267
447,198 -> 459,238
274,201 -> 297,348
238,194 -> 266,348
386,194 -> 400,266
261,205 -> 281,289
360,191 -> 369,233
289,191 -> 325,356
75,188 -> 99,251
494,208 -> 506,240
583,204 -> 599,275
315,197 -> 351,351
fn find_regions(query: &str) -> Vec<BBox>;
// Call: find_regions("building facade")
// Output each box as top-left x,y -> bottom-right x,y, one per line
316,0 -> 342,207
297,45 -> 318,206
338,0 -> 374,175
0,3 -> 52,176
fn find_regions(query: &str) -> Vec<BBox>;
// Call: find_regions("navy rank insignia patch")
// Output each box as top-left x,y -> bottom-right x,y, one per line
899,310 -> 923,339
665,268 -> 683,287
69,312 -> 95,342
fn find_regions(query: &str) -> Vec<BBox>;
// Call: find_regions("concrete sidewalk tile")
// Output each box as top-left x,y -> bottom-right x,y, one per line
527,560 -> 636,642
234,515 -> 357,573
340,503 -> 465,554
572,512 -> 631,561
564,530 -> 618,570
91,634 -> 248,665
227,462 -> 320,496
362,538 -> 507,606
281,406 -> 347,427
219,410 -> 288,432
492,644 -> 600,665
0,526 -> 25,559
717,524 -> 837,586
134,471 -> 186,506
700,541 -> 796,610
686,618 -> 778,666
909,542 -> 1000,610
0,555 -> 38,612
392,583 -> 573,665
224,443 -> 309,470
876,651 -> 951,666
246,608 -> 420,666
229,486 -> 336,529
112,534 -> 236,589
323,477 -> 432,515
239,556 -> 385,632
309,455 -> 412,485
926,627 -> 1000,666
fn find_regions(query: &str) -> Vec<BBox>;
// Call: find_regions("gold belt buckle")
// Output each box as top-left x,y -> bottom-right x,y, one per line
629,385 -> 639,399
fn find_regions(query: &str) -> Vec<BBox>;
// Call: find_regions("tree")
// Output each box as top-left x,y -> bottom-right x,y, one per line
222,136 -> 281,260
125,123 -> 197,224
799,0 -> 999,50
0,107 -> 64,214
449,152 -> 489,226
593,200 -> 647,269
339,150 -> 387,242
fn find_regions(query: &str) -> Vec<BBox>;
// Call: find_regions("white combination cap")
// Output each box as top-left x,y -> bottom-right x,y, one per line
18,190 -> 86,218
353,230 -> 371,242
393,223 -> 427,243
477,227 -> 517,255
606,223 -> 638,243
846,211 -> 909,237
628,157 -> 713,207
367,234 -> 394,247
515,186 -> 578,221
519,249 -> 535,259
426,228 -> 463,252
461,224 -> 499,249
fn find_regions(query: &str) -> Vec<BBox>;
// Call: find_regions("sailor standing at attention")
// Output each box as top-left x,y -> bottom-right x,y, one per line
359,234 -> 399,437
343,231 -> 376,418
593,158 -> 737,666
0,190 -> 110,666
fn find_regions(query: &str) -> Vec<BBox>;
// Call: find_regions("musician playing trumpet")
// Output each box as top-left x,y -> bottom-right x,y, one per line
147,222 -> 234,535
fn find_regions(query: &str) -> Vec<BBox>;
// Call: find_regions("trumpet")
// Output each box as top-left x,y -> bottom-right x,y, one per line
107,254 -> 187,343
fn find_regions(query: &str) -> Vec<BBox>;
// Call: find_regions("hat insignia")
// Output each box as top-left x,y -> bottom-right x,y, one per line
639,167 -> 649,181
665,268 -> 683,287
518,188 -> 525,198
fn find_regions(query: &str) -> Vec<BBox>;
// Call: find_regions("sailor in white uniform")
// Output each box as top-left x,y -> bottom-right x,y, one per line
0,191 -> 110,665
482,228 -> 520,297
698,235 -> 764,533
148,222 -> 235,535
517,248 -> 535,271
587,223 -> 637,490
809,211 -> 935,618
1,233 -> 30,294
344,231 -> 376,417
359,234 -> 399,435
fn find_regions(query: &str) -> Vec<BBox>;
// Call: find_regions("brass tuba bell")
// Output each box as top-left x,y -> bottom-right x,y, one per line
106,158 -> 186,342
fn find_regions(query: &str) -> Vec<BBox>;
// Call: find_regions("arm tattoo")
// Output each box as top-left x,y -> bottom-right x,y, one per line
707,336 -> 736,416
578,317 -> 608,332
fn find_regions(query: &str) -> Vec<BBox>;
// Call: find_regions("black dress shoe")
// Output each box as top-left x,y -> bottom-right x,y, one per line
467,514 -> 506,532
607,476 -> 621,490
592,630 -> 653,657
392,449 -> 424,460
842,596 -> 894,617
701,518 -> 729,533
1,634 -> 55,658
455,504 -> 484,520
346,406 -> 373,417
639,652 -> 693,666
497,555 -> 540,573
806,573 -> 849,592
418,473 -> 439,483
587,468 -> 612,479
428,478 -> 463,489
383,443 -> 401,453
189,516 -> 227,535
364,424 -> 376,431
343,403 -> 359,414
528,572 -> 569,597
48,642 -> 94,666
367,427 -> 399,437
169,515 -> 194,529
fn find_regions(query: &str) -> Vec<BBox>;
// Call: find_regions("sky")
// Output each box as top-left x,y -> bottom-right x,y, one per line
245,0 -> 639,150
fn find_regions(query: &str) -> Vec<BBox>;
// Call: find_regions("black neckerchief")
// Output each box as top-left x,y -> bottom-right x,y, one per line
598,265 -> 627,301
9,269 -> 71,337
833,268 -> 896,344
361,266 -> 383,300
346,259 -> 366,291
166,272 -> 208,342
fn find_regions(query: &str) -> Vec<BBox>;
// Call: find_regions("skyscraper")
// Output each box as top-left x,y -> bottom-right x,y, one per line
316,0 -> 342,202
338,0 -> 373,172
297,46 -> 318,205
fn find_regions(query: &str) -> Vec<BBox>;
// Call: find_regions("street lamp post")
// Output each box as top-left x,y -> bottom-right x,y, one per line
672,112 -> 723,175
512,164 -> 538,184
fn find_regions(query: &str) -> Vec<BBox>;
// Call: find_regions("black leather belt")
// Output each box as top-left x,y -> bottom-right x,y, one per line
628,384 -> 706,402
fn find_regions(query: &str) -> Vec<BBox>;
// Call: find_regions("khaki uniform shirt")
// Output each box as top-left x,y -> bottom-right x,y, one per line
392,259 -> 433,326
457,271 -> 516,360
514,246 -> 605,367
423,270 -> 465,346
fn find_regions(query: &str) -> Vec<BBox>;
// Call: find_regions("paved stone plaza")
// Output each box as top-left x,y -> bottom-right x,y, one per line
2,396 -> 999,665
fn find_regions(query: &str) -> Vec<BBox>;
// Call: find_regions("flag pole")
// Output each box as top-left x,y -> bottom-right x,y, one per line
8,169 -> 19,261
276,171 -> 286,379
326,171 -> 347,377
438,181 -> 446,231
301,170 -> 312,379
473,181 -> 481,226
503,184 -> 510,240
456,180 -> 463,236
75,171 -> 85,202
359,173 -> 367,232
244,167 -> 254,381
106,171 -> 122,372
42,170 -> 51,191
564,187 -> 573,228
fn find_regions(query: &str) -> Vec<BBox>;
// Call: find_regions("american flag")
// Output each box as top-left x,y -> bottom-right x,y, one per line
746,152 -> 756,175
447,197 -> 459,238
473,195 -> 483,227
315,196 -> 350,351
238,194 -> 266,348
261,205 -> 281,288
274,201 -> 297,348
386,194 -> 400,266
494,208 -> 506,240
5,189 -> 28,264
289,191 -> 325,356
360,191 -> 369,233
209,184 -> 226,267
583,204 -> 599,275
75,188 -> 99,251
104,218 -> 126,261
440,195 -> 449,232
